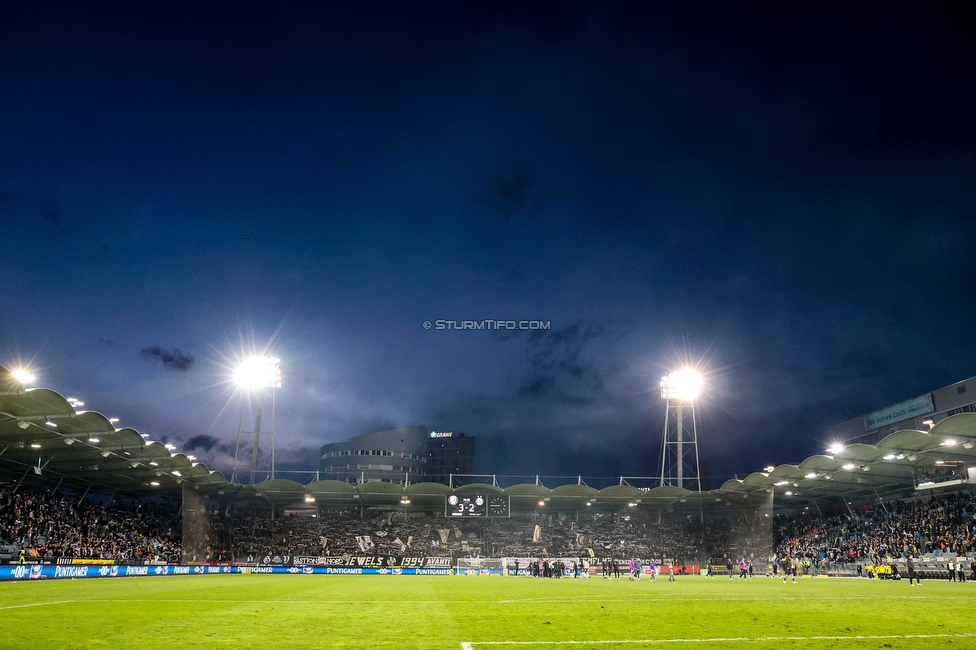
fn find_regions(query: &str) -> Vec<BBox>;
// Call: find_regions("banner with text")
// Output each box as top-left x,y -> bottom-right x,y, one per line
864,394 -> 934,430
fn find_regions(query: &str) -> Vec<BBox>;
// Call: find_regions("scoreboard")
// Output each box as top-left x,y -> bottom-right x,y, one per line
445,494 -> 510,517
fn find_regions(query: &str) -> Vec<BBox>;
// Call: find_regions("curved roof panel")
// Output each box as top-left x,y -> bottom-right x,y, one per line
930,413 -> 976,439
0,364 -> 230,495
595,485 -> 644,500
403,481 -> 451,507
718,479 -> 746,492
742,472 -> 772,487
503,484 -> 551,497
643,486 -> 693,499
306,480 -> 357,497
453,482 -> 502,494
356,481 -> 405,506
550,484 -> 599,498
877,429 -> 935,452
404,482 -> 452,496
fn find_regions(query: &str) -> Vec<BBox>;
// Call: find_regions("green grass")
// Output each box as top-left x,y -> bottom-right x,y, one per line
0,574 -> 974,649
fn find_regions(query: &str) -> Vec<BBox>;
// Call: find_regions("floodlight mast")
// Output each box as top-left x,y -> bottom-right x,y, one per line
659,369 -> 703,490
230,357 -> 281,484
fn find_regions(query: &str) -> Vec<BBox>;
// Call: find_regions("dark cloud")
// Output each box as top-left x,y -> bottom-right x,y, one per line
485,168 -> 543,222
489,328 -> 523,343
139,345 -> 194,371
518,322 -> 605,399
98,338 -> 114,346
39,198 -> 60,224
184,434 -> 219,452
518,375 -> 555,397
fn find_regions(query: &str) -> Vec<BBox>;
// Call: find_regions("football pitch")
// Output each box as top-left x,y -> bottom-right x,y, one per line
0,574 -> 974,649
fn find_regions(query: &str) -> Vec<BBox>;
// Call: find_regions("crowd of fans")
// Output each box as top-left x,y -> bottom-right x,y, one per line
223,506 -> 772,564
0,484 -> 181,563
773,491 -> 976,567
5,479 -> 976,570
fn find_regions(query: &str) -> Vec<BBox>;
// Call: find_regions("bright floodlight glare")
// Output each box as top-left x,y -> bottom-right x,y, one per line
660,368 -> 703,401
827,443 -> 845,455
234,356 -> 282,390
11,369 -> 35,385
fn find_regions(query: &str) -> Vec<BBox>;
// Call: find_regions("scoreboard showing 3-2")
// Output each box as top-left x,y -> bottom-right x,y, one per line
446,494 -> 510,517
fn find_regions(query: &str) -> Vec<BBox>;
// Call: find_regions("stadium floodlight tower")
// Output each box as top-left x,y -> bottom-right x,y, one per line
230,356 -> 282,484
659,368 -> 703,490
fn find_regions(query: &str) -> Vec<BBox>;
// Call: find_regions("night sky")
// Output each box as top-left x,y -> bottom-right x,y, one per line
2,1 -> 975,486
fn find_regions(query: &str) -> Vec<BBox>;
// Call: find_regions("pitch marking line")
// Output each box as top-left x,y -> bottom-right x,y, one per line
0,601 -> 72,611
498,595 -> 941,603
460,633 -> 976,648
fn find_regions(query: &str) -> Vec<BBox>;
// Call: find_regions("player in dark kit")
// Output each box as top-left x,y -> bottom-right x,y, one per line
781,557 -> 796,584
907,555 -> 921,586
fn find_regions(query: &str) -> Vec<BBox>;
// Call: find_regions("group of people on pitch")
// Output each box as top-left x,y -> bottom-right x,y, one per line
625,557 -> 677,581
720,558 -> 756,580
597,558 -> 678,581
515,558 -> 590,578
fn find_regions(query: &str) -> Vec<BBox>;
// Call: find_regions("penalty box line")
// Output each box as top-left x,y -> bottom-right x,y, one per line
460,633 -> 976,648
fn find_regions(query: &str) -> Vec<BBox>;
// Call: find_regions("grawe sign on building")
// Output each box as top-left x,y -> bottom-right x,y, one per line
864,394 -> 934,430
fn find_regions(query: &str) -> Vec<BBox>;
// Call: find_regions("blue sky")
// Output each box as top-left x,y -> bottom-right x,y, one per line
1,1 -> 974,485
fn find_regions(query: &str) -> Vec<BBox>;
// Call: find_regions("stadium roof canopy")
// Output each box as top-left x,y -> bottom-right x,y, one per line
2,364 -> 976,509
0,365 -> 226,496
715,414 -> 976,507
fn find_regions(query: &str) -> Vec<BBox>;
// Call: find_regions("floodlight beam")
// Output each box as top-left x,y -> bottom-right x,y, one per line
660,368 -> 703,402
11,369 -> 36,386
233,356 -> 282,391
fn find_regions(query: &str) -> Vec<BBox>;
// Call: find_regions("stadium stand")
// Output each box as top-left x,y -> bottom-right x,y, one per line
221,507 -> 772,565
0,483 -> 181,562
2,363 -> 976,579
773,490 -> 976,577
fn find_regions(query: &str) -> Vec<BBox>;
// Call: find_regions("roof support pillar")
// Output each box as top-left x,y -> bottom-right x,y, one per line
77,482 -> 92,504
13,465 -> 31,492
874,490 -> 889,515
841,496 -> 855,518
